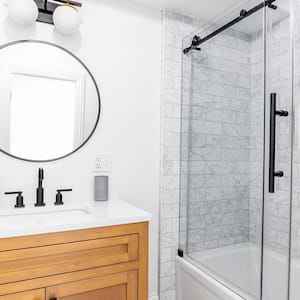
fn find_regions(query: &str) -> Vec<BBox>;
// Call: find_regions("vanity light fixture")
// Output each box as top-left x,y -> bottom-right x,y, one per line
6,0 -> 82,34
53,2 -> 82,35
6,0 -> 39,26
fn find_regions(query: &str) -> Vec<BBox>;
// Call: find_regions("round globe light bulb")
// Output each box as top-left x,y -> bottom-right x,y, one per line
53,4 -> 81,35
7,0 -> 38,26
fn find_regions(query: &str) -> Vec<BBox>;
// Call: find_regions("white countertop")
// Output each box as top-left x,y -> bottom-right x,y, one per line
0,199 -> 151,239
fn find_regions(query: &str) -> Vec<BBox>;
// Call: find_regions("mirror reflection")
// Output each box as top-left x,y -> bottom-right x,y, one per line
0,41 -> 100,161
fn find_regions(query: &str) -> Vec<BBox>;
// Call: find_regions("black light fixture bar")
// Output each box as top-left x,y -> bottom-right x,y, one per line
54,0 -> 82,8
183,0 -> 277,54
34,0 -> 82,24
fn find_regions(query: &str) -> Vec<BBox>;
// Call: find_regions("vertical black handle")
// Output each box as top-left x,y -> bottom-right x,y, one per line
269,93 -> 276,193
269,93 -> 288,193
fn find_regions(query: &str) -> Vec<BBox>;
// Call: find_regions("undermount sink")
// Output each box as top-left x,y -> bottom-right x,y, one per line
0,206 -> 95,231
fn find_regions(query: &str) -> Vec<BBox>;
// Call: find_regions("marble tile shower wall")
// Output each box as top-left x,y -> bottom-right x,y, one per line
181,17 -> 292,256
183,30 -> 253,252
161,8 -> 295,300
249,17 -> 292,254
160,11 -> 202,300
249,30 -> 264,246
264,17 -> 292,255
292,0 -> 300,259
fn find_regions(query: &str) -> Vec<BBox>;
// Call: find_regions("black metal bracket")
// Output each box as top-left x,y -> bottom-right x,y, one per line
268,3 -> 278,9
240,9 -> 247,17
178,248 -> 184,257
191,35 -> 202,46
34,0 -> 82,25
183,35 -> 201,54
276,110 -> 289,117
183,0 -> 277,54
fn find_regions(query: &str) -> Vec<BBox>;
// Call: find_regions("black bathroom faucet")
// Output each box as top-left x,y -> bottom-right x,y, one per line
35,168 -> 45,206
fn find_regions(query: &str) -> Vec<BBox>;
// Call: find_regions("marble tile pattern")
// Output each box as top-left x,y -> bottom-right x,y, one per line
248,30 -> 264,247
160,11 -> 203,300
180,14 -> 293,258
291,0 -> 300,260
181,28 -> 253,253
161,7 -> 297,300
250,17 -> 292,255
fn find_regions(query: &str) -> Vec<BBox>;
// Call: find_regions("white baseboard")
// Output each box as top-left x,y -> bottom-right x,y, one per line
149,294 -> 159,300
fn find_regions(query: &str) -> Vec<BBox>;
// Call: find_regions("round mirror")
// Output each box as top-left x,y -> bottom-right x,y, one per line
0,40 -> 100,162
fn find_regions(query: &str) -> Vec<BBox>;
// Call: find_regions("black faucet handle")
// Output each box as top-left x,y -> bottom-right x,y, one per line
4,191 -> 25,208
55,189 -> 73,205
57,189 -> 73,192
5,191 -> 22,195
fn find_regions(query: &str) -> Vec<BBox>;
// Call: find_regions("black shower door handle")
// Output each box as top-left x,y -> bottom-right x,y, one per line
269,93 -> 288,193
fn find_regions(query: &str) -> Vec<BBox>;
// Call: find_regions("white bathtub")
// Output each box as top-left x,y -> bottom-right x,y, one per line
176,243 -> 296,300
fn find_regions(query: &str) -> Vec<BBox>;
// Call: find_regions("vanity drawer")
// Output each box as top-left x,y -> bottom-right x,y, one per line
0,233 -> 139,284
46,270 -> 138,300
0,289 -> 45,300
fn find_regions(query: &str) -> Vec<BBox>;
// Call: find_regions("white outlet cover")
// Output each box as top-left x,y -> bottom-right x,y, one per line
95,154 -> 112,173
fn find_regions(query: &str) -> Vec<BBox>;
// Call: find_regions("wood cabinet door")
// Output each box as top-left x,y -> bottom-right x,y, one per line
0,289 -> 45,300
0,234 -> 138,285
46,270 -> 138,300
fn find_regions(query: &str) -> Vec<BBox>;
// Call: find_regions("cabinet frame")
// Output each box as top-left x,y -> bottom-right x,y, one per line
0,222 -> 148,300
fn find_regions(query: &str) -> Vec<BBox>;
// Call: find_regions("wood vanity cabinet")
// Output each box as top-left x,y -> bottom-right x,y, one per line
0,289 -> 45,300
0,222 -> 148,300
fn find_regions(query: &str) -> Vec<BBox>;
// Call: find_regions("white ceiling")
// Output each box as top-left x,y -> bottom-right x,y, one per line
131,0 -> 241,21
130,0 -> 290,36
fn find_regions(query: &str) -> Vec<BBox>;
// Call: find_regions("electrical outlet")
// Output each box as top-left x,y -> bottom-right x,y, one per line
95,154 -> 112,172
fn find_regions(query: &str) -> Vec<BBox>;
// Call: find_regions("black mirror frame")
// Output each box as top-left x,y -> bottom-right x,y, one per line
0,39 -> 101,163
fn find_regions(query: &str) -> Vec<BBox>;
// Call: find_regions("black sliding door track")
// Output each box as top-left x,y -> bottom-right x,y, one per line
183,0 -> 277,54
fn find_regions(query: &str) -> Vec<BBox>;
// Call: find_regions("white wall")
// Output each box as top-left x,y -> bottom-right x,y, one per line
0,0 -> 161,297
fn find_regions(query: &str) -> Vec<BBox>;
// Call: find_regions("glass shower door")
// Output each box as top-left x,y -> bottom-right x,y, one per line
262,0 -> 293,299
290,0 -> 300,299
180,0 -> 294,299
180,1 -> 266,298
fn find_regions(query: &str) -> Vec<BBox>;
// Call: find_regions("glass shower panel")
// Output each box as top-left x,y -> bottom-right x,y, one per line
180,1 -> 265,298
290,0 -> 300,299
262,1 -> 293,299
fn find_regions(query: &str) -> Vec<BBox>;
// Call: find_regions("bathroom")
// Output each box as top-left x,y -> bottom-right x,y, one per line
0,0 -> 298,299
